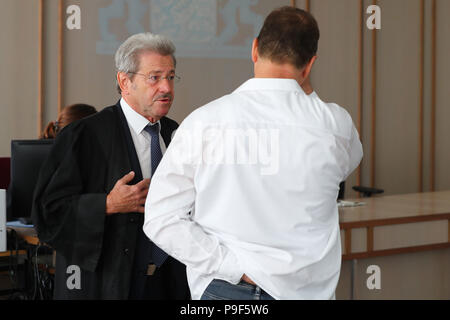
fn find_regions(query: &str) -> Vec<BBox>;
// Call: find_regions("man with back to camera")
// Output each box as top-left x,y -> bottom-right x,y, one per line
32,33 -> 190,299
143,7 -> 363,300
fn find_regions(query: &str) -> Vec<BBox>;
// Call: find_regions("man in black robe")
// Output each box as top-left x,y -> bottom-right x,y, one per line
31,33 -> 190,299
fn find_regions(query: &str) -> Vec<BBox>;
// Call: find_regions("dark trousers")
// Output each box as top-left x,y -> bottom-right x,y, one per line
129,256 -> 191,300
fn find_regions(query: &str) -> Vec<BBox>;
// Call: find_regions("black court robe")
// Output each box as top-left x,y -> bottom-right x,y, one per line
31,102 -> 185,299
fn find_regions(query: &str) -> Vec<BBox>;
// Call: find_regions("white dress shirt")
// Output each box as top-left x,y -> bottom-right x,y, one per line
144,78 -> 363,300
120,98 -> 166,179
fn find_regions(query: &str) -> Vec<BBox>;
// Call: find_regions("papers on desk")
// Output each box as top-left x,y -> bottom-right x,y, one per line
6,220 -> 34,228
337,200 -> 366,208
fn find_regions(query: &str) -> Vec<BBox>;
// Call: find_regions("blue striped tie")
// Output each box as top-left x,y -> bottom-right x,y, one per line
144,123 -> 168,267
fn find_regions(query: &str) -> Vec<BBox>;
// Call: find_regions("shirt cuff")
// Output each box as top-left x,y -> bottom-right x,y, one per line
217,247 -> 243,285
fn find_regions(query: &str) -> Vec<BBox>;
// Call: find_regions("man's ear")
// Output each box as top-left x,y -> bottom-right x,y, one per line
302,55 -> 317,80
117,72 -> 130,95
251,38 -> 259,63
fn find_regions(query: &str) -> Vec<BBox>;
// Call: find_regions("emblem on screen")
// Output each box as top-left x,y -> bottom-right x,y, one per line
96,0 -> 264,59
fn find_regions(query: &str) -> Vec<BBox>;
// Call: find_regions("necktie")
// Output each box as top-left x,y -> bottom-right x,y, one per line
144,123 -> 168,266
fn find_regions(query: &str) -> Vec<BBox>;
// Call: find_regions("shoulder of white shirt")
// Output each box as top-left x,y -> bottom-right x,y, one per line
175,86 -> 352,131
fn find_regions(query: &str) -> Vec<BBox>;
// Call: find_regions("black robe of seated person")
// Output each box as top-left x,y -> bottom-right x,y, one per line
31,102 -> 190,299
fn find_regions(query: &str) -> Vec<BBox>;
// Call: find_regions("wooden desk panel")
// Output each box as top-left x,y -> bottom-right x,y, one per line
0,250 -> 27,257
339,190 -> 450,260
339,190 -> 450,225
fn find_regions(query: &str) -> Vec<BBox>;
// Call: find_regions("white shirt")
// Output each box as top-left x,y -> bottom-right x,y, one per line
120,98 -> 166,178
144,78 -> 363,300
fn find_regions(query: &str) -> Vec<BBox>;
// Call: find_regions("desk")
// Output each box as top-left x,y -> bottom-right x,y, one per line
0,227 -> 54,299
7,227 -> 54,271
0,227 -> 34,272
339,190 -> 450,259
8,227 -> 39,246
0,250 -> 27,258
338,190 -> 450,299
3,194 -> 450,300
15,191 -> 449,259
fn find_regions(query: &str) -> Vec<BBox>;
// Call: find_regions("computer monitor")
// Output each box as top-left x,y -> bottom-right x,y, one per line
7,139 -> 54,222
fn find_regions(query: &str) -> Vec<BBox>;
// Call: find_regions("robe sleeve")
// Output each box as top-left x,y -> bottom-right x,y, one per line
31,122 -> 107,272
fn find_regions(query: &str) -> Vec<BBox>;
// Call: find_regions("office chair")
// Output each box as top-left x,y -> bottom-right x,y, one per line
0,157 -> 11,189
338,181 -> 384,199
352,186 -> 384,198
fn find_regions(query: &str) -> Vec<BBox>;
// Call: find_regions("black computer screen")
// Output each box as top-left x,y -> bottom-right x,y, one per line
7,139 -> 54,221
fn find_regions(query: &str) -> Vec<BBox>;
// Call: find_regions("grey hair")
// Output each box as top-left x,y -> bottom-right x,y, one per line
115,32 -> 176,94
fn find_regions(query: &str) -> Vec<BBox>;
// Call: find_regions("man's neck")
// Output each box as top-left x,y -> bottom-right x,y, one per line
254,60 -> 305,85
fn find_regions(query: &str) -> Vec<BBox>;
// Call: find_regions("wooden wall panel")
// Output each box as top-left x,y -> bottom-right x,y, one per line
361,0 -> 374,191
41,0 -> 59,132
0,0 -> 39,156
357,0 -> 364,187
58,0 -> 64,114
38,0 -> 44,136
310,0 -> 360,197
374,0 -> 421,195
429,0 -> 436,191
419,0 -> 425,192
435,0 -> 450,192
370,0 -> 378,188
423,0 -> 436,193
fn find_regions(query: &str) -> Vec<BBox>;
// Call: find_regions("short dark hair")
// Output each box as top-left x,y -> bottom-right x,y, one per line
256,6 -> 320,69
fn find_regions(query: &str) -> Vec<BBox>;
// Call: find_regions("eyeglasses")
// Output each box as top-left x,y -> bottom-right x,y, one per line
128,72 -> 181,85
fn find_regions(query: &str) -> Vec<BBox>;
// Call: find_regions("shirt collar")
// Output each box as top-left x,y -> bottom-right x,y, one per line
233,78 -> 306,95
120,98 -> 160,135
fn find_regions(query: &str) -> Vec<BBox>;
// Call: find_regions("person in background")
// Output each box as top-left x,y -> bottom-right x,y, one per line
39,103 -> 97,139
143,6 -> 363,300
